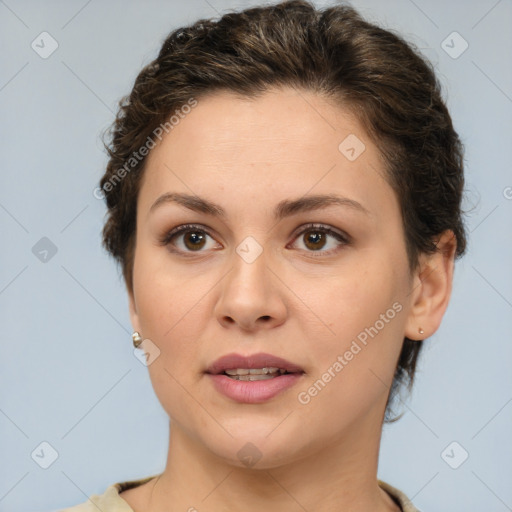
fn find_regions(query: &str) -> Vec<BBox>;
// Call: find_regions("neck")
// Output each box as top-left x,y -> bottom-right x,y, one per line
146,411 -> 399,512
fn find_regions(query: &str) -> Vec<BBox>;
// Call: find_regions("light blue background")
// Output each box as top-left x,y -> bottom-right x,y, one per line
1,1 -> 511,511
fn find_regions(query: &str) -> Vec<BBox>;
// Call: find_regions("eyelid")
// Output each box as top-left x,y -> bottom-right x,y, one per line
287,223 -> 351,257
160,222 -> 351,255
159,223 -> 214,245
290,222 -> 350,244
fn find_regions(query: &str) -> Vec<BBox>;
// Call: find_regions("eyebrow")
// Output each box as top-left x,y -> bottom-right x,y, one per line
149,192 -> 371,220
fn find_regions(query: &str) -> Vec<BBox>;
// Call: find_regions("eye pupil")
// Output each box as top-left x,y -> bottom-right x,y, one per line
185,232 -> 206,250
304,231 -> 326,250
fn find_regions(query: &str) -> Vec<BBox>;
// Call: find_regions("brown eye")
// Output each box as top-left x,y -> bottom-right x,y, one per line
291,224 -> 350,255
161,224 -> 219,254
302,230 -> 328,251
182,231 -> 207,251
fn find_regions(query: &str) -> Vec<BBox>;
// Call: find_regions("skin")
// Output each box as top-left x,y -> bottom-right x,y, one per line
121,86 -> 456,512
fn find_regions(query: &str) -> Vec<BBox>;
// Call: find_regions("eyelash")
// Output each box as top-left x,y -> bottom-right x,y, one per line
159,223 -> 351,257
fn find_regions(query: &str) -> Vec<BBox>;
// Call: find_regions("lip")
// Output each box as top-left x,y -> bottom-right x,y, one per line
205,352 -> 305,404
205,352 -> 304,375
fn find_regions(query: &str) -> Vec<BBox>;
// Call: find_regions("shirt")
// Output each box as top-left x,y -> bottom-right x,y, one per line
57,475 -> 420,511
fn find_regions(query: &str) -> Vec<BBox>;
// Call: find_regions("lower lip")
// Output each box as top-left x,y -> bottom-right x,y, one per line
206,373 -> 304,403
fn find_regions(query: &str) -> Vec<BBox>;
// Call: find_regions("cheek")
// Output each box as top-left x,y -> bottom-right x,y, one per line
131,248 -> 200,366
310,255 -> 401,335
132,252 -> 208,419
301,256 -> 406,397
295,302 -> 405,439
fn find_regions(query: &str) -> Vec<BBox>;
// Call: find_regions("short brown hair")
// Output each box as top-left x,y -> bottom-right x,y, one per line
100,0 -> 467,421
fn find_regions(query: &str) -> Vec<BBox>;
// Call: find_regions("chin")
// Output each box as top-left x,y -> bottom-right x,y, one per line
198,426 -> 309,470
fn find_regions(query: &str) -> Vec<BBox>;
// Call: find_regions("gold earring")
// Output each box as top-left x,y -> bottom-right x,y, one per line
132,331 -> 143,348
418,327 -> 424,335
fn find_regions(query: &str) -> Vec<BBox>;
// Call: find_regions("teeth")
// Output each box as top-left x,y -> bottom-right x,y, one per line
224,369 -> 250,376
222,367 -> 293,380
224,367 -> 283,376
230,374 -> 277,381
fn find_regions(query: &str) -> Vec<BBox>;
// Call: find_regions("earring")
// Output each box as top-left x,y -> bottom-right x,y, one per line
418,327 -> 424,335
132,331 -> 143,348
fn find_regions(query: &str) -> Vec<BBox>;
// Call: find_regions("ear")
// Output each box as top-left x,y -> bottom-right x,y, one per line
404,230 -> 457,341
127,285 -> 142,335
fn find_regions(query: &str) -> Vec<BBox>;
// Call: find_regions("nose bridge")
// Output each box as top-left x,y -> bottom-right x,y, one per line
215,236 -> 287,329
228,236 -> 271,300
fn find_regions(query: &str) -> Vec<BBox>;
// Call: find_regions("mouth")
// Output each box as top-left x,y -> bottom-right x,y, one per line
205,353 -> 305,403
205,352 -> 305,377
221,367 -> 295,380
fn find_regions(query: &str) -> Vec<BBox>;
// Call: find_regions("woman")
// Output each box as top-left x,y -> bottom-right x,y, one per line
61,1 -> 466,510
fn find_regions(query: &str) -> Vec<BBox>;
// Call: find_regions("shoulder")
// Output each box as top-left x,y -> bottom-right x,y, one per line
57,475 -> 158,512
378,480 -> 420,512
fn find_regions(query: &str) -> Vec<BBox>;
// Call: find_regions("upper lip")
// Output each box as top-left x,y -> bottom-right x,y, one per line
206,352 -> 304,375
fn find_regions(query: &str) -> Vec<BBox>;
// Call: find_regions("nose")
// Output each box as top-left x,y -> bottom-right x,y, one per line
214,247 -> 288,332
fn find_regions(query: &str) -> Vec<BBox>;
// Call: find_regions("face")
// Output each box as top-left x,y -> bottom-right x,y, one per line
129,87 -> 420,468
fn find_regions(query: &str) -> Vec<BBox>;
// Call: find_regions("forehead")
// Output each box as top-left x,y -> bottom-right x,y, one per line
140,87 -> 395,219
151,87 -> 367,160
